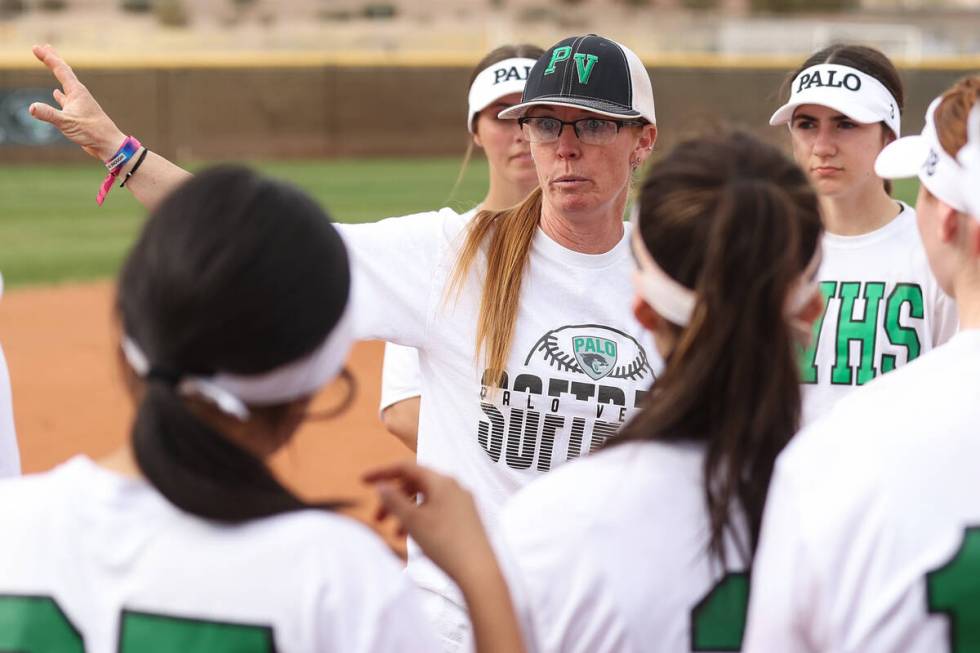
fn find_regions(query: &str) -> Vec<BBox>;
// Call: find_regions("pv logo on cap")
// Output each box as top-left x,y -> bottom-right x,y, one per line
543,46 -> 599,85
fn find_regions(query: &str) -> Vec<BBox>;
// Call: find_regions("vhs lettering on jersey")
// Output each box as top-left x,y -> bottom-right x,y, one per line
801,280 -> 925,386
477,324 -> 654,473
796,69 -> 862,93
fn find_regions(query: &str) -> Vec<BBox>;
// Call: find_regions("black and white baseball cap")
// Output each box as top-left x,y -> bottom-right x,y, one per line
497,34 -> 656,124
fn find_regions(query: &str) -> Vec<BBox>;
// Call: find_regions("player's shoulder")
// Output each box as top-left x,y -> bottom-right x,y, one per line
250,508 -> 401,573
503,440 -> 700,537
781,330 -> 980,486
0,455 -> 88,514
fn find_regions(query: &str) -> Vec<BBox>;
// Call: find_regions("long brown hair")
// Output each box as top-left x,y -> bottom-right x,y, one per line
448,188 -> 543,384
615,132 -> 822,567
783,44 -> 905,194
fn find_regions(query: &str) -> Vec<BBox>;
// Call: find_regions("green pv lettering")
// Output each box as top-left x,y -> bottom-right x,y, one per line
832,281 -> 885,385
927,526 -> 980,653
690,572 -> 748,651
0,596 -> 274,652
544,46 -> 572,74
572,53 -> 599,84
800,281 -> 838,384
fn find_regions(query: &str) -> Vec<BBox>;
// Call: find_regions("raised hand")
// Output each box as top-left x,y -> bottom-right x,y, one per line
29,44 -> 126,162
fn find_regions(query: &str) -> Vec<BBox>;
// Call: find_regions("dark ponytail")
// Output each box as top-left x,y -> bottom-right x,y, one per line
617,132 -> 822,567
119,165 -> 351,523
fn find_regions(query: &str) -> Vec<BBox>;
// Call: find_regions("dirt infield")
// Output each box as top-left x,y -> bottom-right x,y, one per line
0,280 -> 412,552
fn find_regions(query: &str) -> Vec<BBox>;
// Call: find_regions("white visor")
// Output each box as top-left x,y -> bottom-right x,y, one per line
122,305 -> 353,421
956,104 -> 980,218
629,203 -> 822,327
467,57 -> 538,133
875,97 -> 969,213
770,63 -> 901,138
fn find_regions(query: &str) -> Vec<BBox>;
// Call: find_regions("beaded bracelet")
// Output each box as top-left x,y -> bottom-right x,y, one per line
120,147 -> 149,188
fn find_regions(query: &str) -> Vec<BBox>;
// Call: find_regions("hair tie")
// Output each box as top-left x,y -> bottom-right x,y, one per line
146,367 -> 181,386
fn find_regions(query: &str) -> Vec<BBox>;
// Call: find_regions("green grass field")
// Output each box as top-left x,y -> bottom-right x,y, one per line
0,157 -> 919,289
0,157 -> 491,289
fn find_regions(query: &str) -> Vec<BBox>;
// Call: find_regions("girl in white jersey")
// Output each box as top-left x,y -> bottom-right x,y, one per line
380,43 -> 543,450
0,166 -> 524,653
475,132 -> 822,652
29,35 -> 661,650
744,76 -> 980,653
0,273 -> 20,477
769,44 -> 958,424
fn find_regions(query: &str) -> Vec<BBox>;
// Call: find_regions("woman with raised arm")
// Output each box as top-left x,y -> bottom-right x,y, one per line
380,43 -> 543,451
30,35 -> 660,650
744,76 -> 980,653
0,165 -> 523,653
769,44 -> 958,424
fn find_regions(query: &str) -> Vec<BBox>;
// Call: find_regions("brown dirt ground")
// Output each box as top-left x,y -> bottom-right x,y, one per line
0,280 -> 412,554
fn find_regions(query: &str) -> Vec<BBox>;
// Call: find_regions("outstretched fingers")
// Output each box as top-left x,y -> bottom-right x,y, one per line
32,44 -> 84,95
28,101 -> 64,128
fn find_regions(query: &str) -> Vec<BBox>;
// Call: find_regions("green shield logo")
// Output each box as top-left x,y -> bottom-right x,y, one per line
572,336 -> 618,380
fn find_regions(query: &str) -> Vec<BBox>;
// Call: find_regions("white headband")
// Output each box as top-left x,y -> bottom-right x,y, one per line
629,204 -> 822,327
957,104 -> 980,218
770,63 -> 901,138
875,97 -> 969,213
467,57 -> 537,133
122,306 -> 353,421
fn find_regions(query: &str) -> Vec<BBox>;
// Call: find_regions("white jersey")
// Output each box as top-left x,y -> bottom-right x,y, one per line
744,329 -> 980,653
497,441 -> 748,653
0,270 -> 20,477
0,342 -> 20,478
378,208 -> 477,415
801,203 -> 957,424
341,209 -> 660,606
0,456 -> 438,652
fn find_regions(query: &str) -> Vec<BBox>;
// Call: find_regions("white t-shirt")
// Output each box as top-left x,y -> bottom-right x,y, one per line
341,208 -> 660,604
744,329 -> 980,653
0,456 -> 437,652
378,208 -> 476,415
0,342 -> 20,478
801,204 -> 957,424
497,441 -> 749,653
0,271 -> 20,478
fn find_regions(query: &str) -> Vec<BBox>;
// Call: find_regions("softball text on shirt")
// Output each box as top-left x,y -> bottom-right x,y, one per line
478,324 -> 655,473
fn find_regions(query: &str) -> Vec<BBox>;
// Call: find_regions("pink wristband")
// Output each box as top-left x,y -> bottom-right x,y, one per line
97,136 -> 141,206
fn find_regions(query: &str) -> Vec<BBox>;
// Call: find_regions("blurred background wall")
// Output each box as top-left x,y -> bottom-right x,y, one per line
0,0 -> 977,161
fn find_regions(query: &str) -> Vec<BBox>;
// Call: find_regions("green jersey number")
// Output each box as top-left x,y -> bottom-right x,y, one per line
691,572 -> 749,651
927,527 -> 980,653
0,595 -> 274,652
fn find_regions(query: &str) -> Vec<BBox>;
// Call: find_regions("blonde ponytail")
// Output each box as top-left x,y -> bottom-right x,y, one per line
448,188 -> 543,385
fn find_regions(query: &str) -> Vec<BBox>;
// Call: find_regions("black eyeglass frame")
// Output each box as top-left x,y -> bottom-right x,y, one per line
517,116 -> 646,143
